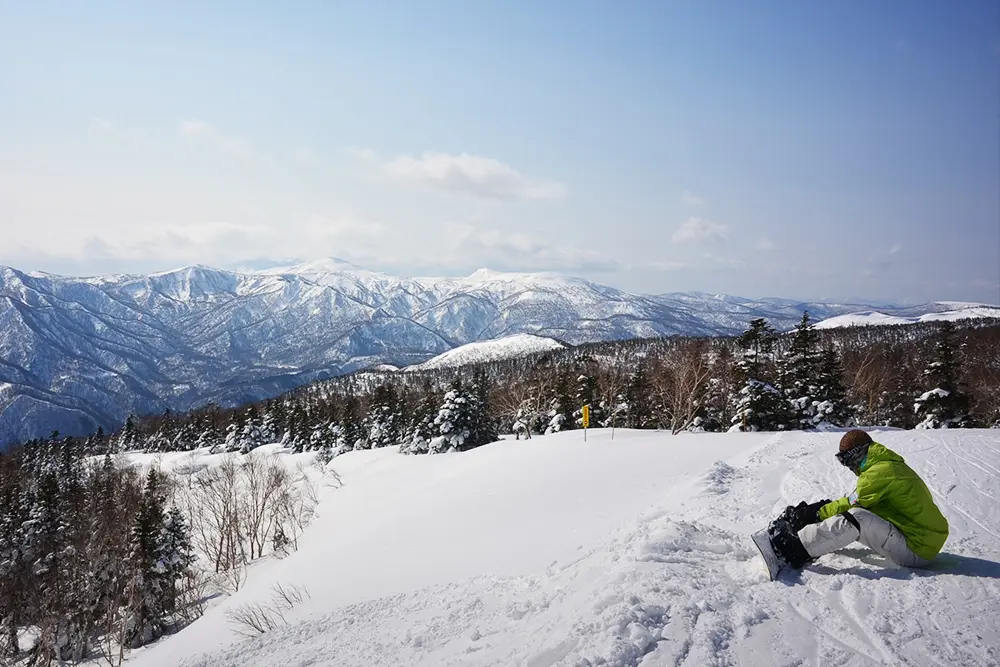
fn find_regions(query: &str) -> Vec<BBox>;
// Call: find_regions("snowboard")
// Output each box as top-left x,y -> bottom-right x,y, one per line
751,529 -> 783,581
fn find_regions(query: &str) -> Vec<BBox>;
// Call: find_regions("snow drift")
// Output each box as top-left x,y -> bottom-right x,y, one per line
130,429 -> 1000,667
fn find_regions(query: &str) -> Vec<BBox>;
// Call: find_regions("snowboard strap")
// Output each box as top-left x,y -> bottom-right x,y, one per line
840,511 -> 861,533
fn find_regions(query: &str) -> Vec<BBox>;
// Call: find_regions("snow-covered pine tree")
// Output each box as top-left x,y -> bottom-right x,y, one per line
259,407 -> 278,446
429,373 -> 495,454
157,506 -> 196,617
333,397 -> 364,456
544,372 -> 574,434
623,368 -> 653,428
430,381 -> 473,454
698,344 -> 737,432
171,422 -> 199,452
730,318 -> 791,432
470,369 -> 499,447
239,408 -> 264,454
126,468 -> 169,647
309,422 -> 335,452
285,403 -> 311,453
194,418 -> 222,451
0,454 -> 27,660
777,311 -> 822,429
573,372 -> 603,428
914,322 -> 973,428
221,421 -> 241,454
364,384 -> 404,449
401,389 -> 439,454
114,415 -> 141,452
811,345 -> 854,427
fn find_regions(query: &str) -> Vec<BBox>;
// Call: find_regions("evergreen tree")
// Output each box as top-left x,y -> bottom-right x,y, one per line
914,322 -> 973,428
401,389 -> 439,454
811,346 -> 854,427
730,318 -> 791,431
334,397 -> 363,455
126,468 -> 168,647
429,375 -> 495,454
157,506 -> 196,617
239,408 -> 264,454
622,368 -> 653,428
115,415 -> 141,453
285,403 -> 311,453
469,370 -> 499,447
699,345 -> 737,432
430,383 -> 472,454
194,416 -> 222,451
364,384 -> 404,449
544,373 -> 575,434
573,372 -> 603,428
777,311 -> 822,429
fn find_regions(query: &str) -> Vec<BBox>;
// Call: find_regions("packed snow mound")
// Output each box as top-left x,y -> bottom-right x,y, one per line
132,429 -> 1000,667
406,333 -> 566,371
814,303 -> 1000,329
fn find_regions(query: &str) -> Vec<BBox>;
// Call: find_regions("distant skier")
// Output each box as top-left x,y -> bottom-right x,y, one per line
763,429 -> 949,574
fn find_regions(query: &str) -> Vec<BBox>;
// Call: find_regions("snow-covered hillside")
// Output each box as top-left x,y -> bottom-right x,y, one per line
2,259 -> 996,446
130,429 -> 1000,667
814,303 -> 1000,329
406,333 -> 566,371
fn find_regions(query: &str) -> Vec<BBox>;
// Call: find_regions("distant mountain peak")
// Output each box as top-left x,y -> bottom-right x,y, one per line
2,259 -> 996,446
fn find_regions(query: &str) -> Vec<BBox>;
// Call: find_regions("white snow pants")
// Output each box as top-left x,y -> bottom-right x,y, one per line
797,508 -> 931,568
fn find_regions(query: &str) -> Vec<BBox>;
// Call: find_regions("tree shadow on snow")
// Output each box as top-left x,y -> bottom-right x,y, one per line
805,550 -> 1000,581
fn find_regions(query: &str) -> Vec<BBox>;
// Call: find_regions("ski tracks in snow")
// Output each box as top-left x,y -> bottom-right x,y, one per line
170,431 -> 1000,667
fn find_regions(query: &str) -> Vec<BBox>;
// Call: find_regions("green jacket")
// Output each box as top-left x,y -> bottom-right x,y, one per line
818,442 -> 949,561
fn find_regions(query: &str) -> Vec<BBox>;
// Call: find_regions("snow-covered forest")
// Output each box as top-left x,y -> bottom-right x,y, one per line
19,315 -> 998,460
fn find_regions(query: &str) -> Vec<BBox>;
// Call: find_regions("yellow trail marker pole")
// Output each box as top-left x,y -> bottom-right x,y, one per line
582,404 -> 590,442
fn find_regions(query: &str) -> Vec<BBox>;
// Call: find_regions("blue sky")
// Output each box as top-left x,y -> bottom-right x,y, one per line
2,1 -> 998,304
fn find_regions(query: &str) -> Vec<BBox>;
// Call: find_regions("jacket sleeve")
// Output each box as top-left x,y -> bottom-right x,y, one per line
818,497 -> 851,520
817,465 -> 894,521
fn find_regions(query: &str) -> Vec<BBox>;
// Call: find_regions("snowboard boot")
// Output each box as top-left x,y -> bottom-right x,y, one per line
767,515 -> 813,569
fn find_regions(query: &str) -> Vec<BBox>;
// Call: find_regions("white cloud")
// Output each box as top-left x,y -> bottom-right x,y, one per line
681,191 -> 705,207
178,120 -> 254,160
301,215 -> 385,241
671,217 -> 729,244
448,224 -> 619,272
89,117 -> 113,132
160,221 -> 272,245
354,150 -> 566,201
756,238 -> 775,251
889,242 -> 903,255
702,253 -> 745,268
643,260 -> 690,271
292,146 -> 322,166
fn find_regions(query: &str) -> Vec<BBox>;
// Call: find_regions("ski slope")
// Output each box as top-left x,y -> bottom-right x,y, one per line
130,429 -> 1000,667
406,333 -> 567,371
814,304 -> 1000,329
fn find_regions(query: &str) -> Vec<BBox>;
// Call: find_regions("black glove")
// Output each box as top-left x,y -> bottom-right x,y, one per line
781,499 -> 832,533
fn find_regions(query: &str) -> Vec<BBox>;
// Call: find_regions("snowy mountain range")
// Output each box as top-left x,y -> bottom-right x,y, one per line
1,258 -> 996,446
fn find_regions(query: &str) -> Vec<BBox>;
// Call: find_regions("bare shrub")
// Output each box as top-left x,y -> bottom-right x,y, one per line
226,583 -> 311,639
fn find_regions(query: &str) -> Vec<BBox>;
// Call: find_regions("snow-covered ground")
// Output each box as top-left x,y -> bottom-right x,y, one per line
814,304 -> 1000,329
406,333 -> 567,371
129,429 -> 1000,667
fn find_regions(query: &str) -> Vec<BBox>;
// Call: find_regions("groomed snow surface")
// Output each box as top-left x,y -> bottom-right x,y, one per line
813,304 -> 1000,329
130,429 -> 999,667
406,334 -> 567,371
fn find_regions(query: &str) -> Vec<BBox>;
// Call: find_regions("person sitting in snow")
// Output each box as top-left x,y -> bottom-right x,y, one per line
767,429 -> 949,570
